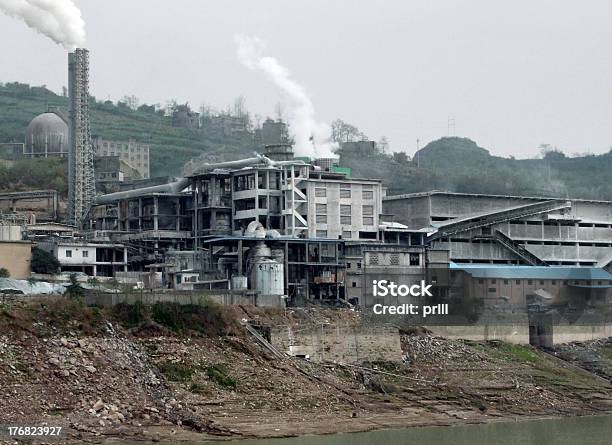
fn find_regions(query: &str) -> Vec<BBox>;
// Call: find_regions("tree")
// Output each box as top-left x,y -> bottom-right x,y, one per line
392,151 -> 409,164
0,268 -> 10,278
377,136 -> 390,153
233,95 -> 247,118
121,95 -> 140,111
66,274 -> 85,299
31,247 -> 60,274
331,119 -> 366,144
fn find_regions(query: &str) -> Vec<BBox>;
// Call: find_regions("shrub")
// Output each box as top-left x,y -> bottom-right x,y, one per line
65,274 -> 84,300
112,301 -> 147,328
31,247 -> 60,274
206,364 -> 236,389
159,362 -> 194,382
0,268 -> 9,278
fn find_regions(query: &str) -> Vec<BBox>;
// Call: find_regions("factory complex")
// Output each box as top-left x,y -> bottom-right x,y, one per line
1,48 -> 611,348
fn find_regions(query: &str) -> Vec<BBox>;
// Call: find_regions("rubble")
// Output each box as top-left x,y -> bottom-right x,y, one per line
0,299 -> 611,443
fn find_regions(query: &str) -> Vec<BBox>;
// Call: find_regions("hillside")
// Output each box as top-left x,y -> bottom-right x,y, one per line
339,137 -> 612,200
3,82 -> 612,201
0,82 -> 254,177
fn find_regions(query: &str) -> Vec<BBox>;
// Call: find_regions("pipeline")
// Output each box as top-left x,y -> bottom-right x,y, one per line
95,154 -> 310,205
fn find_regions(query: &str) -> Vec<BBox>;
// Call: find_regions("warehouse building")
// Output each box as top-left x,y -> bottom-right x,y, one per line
383,191 -> 612,268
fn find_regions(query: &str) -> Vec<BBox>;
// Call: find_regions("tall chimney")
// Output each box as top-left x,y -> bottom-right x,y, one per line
67,48 -> 95,226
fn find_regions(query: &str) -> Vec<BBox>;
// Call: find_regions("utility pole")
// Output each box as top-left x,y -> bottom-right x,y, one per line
447,117 -> 456,136
416,138 -> 420,168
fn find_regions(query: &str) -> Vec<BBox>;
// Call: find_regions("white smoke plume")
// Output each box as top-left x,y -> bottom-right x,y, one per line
0,0 -> 86,50
235,34 -> 337,158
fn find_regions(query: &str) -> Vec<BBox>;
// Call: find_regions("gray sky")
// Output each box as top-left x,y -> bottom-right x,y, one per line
2,0 -> 611,158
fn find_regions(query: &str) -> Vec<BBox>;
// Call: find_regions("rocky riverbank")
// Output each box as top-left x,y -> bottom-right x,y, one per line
1,297 -> 611,444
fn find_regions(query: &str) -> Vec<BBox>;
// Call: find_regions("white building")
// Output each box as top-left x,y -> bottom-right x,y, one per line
54,241 -> 128,277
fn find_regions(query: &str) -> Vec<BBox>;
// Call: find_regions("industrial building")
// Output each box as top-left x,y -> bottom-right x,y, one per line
94,155 -> 143,192
92,136 -> 150,179
383,191 -> 612,268
82,140 -> 398,303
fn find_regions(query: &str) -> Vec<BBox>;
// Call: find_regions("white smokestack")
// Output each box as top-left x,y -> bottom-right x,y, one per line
0,0 -> 86,50
235,34 -> 337,158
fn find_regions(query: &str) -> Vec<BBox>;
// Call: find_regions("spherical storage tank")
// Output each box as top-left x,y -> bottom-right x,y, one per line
24,112 -> 69,157
252,258 -> 284,296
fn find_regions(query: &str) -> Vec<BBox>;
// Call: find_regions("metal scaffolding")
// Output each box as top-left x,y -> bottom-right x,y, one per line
68,48 -> 95,227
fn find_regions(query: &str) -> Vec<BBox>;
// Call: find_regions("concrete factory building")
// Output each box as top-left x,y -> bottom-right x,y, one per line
23,111 -> 69,158
383,191 -> 612,268
92,136 -> 150,179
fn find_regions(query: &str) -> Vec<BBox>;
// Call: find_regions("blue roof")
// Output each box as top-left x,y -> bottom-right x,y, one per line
450,264 -> 612,281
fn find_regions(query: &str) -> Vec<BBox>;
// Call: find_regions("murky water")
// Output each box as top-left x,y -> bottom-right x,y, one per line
197,415 -> 612,445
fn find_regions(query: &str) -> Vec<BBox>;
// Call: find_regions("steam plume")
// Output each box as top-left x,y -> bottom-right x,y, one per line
0,0 -> 86,50
235,34 -> 337,158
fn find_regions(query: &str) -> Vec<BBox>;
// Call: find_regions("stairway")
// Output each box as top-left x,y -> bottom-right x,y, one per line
493,230 -> 548,266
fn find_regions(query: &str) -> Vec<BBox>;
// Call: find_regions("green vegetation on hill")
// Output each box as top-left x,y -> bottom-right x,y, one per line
2,83 -> 612,201
339,137 -> 612,200
0,82 -> 254,178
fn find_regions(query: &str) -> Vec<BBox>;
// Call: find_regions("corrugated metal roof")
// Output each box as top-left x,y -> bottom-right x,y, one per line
450,263 -> 612,280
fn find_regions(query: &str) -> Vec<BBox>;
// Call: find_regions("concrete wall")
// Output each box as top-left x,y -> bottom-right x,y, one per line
551,324 -> 612,345
0,241 -> 32,279
426,323 -> 530,344
85,290 -> 255,308
271,324 -> 402,363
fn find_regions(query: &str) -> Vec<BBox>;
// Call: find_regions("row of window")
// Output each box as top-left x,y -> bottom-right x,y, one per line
65,249 -> 88,258
478,278 -> 612,286
316,204 -> 375,225
100,142 -> 148,152
315,215 -> 375,225
315,187 -> 374,199
316,229 -> 354,239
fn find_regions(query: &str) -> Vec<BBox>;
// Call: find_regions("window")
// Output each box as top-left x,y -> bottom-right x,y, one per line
340,205 -> 351,215
527,280 -> 533,285
315,187 -> 326,197
409,253 -> 420,266
316,215 -> 327,224
478,279 -> 484,284
340,215 -> 351,225
82,251 -> 89,258
352,281 -> 357,287
357,262 -> 362,269
551,280 -> 556,285
340,188 -> 351,198
516,280 -> 521,284
342,230 -> 352,239
316,204 -> 327,214
362,205 -> 374,216
488,288 -> 496,293
539,280 -> 545,285
65,249 -> 72,258
316,230 -> 327,238
362,190 -> 374,199
503,280 -> 509,285
491,279 -> 496,284
363,217 -> 374,225
346,262 -> 351,269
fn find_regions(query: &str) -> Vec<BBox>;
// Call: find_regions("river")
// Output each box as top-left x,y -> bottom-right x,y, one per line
197,415 -> 612,445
